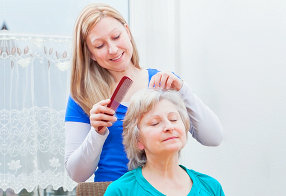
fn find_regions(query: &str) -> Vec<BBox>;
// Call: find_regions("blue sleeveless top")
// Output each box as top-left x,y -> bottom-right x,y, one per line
65,68 -> 159,181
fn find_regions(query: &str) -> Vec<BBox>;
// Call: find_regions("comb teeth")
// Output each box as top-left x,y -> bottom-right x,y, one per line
107,76 -> 133,110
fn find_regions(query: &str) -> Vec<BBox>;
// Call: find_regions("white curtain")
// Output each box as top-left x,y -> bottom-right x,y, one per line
0,31 -> 78,193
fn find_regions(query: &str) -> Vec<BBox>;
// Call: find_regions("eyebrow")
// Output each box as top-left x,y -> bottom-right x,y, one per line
90,28 -> 120,45
168,112 -> 179,116
146,112 -> 179,120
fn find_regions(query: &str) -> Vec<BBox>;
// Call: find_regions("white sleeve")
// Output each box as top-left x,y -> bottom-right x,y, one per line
179,82 -> 223,146
64,121 -> 109,182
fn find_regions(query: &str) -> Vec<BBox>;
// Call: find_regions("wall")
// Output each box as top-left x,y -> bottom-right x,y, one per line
1,0 -> 129,36
129,0 -> 177,71
130,0 -> 286,195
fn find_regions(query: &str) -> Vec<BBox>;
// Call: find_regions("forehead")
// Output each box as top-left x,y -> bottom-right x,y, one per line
142,99 -> 179,119
87,16 -> 124,40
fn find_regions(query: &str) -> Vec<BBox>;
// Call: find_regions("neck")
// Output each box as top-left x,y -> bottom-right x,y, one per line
143,152 -> 181,179
142,153 -> 192,196
109,65 -> 140,83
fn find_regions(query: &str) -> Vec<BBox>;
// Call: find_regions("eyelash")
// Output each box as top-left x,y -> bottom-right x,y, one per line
95,34 -> 120,49
150,119 -> 177,126
96,45 -> 104,49
113,34 -> 120,39
151,122 -> 159,126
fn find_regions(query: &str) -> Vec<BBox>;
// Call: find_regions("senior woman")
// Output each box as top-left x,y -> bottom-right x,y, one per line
104,89 -> 225,196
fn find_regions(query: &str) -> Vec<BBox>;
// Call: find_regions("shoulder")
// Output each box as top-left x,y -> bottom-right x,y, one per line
147,68 -> 160,72
147,68 -> 160,76
146,68 -> 181,79
179,165 -> 224,195
189,169 -> 224,195
65,96 -> 90,124
104,169 -> 138,195
191,169 -> 222,187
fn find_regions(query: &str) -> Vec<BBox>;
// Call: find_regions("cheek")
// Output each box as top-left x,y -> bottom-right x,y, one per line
127,40 -> 133,52
94,50 -> 107,60
121,37 -> 133,52
178,124 -> 187,137
182,132 -> 187,142
141,129 -> 159,145
149,131 -> 163,144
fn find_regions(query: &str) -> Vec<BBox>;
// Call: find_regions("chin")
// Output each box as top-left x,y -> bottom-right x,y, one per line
164,144 -> 183,152
117,63 -> 130,71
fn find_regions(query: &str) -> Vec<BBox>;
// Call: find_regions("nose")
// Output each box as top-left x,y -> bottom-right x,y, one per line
108,43 -> 118,54
163,120 -> 174,132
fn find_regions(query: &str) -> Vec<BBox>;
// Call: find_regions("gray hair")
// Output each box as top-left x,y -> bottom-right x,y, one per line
123,88 -> 190,170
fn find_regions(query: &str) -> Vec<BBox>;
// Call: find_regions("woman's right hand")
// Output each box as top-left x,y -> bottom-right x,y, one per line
90,99 -> 117,135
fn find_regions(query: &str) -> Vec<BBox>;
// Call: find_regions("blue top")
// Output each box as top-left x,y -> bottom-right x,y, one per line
104,165 -> 225,196
65,68 -> 160,182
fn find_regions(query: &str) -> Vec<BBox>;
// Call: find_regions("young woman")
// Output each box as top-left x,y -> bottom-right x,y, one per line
65,3 -> 223,182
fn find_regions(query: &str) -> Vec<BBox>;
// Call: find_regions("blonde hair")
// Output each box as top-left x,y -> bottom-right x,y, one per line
70,3 -> 140,114
123,89 -> 190,170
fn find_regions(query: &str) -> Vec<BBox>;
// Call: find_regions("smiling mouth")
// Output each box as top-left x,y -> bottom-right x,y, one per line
110,52 -> 124,61
162,137 -> 178,142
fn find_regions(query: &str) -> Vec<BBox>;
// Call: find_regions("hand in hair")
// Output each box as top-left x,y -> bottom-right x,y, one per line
148,71 -> 183,91
89,99 -> 117,135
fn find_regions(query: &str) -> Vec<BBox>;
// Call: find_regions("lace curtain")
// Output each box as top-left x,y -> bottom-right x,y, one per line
0,31 -> 84,193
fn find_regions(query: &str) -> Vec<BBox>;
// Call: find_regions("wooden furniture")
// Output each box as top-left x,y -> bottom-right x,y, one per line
76,182 -> 112,196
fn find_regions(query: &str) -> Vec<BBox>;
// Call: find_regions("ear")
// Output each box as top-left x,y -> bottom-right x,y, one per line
137,141 -> 145,150
124,23 -> 132,40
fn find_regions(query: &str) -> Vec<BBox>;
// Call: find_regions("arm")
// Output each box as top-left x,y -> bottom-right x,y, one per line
179,81 -> 223,146
149,71 -> 223,146
64,121 -> 109,182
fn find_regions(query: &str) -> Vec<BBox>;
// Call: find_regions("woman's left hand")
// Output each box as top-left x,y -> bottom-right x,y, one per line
149,71 -> 183,91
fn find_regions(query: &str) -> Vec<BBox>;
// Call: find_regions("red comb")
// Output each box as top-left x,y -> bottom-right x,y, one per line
98,76 -> 133,131
107,76 -> 133,110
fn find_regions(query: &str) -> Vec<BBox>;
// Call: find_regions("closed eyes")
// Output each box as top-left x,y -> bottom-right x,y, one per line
96,44 -> 104,49
150,122 -> 159,126
113,34 -> 120,40
94,34 -> 120,49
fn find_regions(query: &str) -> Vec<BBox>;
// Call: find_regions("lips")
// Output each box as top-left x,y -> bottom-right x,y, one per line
110,52 -> 124,61
162,136 -> 178,142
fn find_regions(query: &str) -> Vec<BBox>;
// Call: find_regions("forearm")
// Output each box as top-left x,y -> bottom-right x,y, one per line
64,122 -> 108,182
179,82 -> 223,146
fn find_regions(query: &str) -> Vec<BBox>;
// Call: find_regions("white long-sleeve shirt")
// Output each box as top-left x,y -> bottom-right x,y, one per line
65,81 -> 223,182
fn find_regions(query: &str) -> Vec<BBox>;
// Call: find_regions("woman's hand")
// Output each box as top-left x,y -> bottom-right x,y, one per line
90,99 -> 117,135
149,71 -> 183,91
